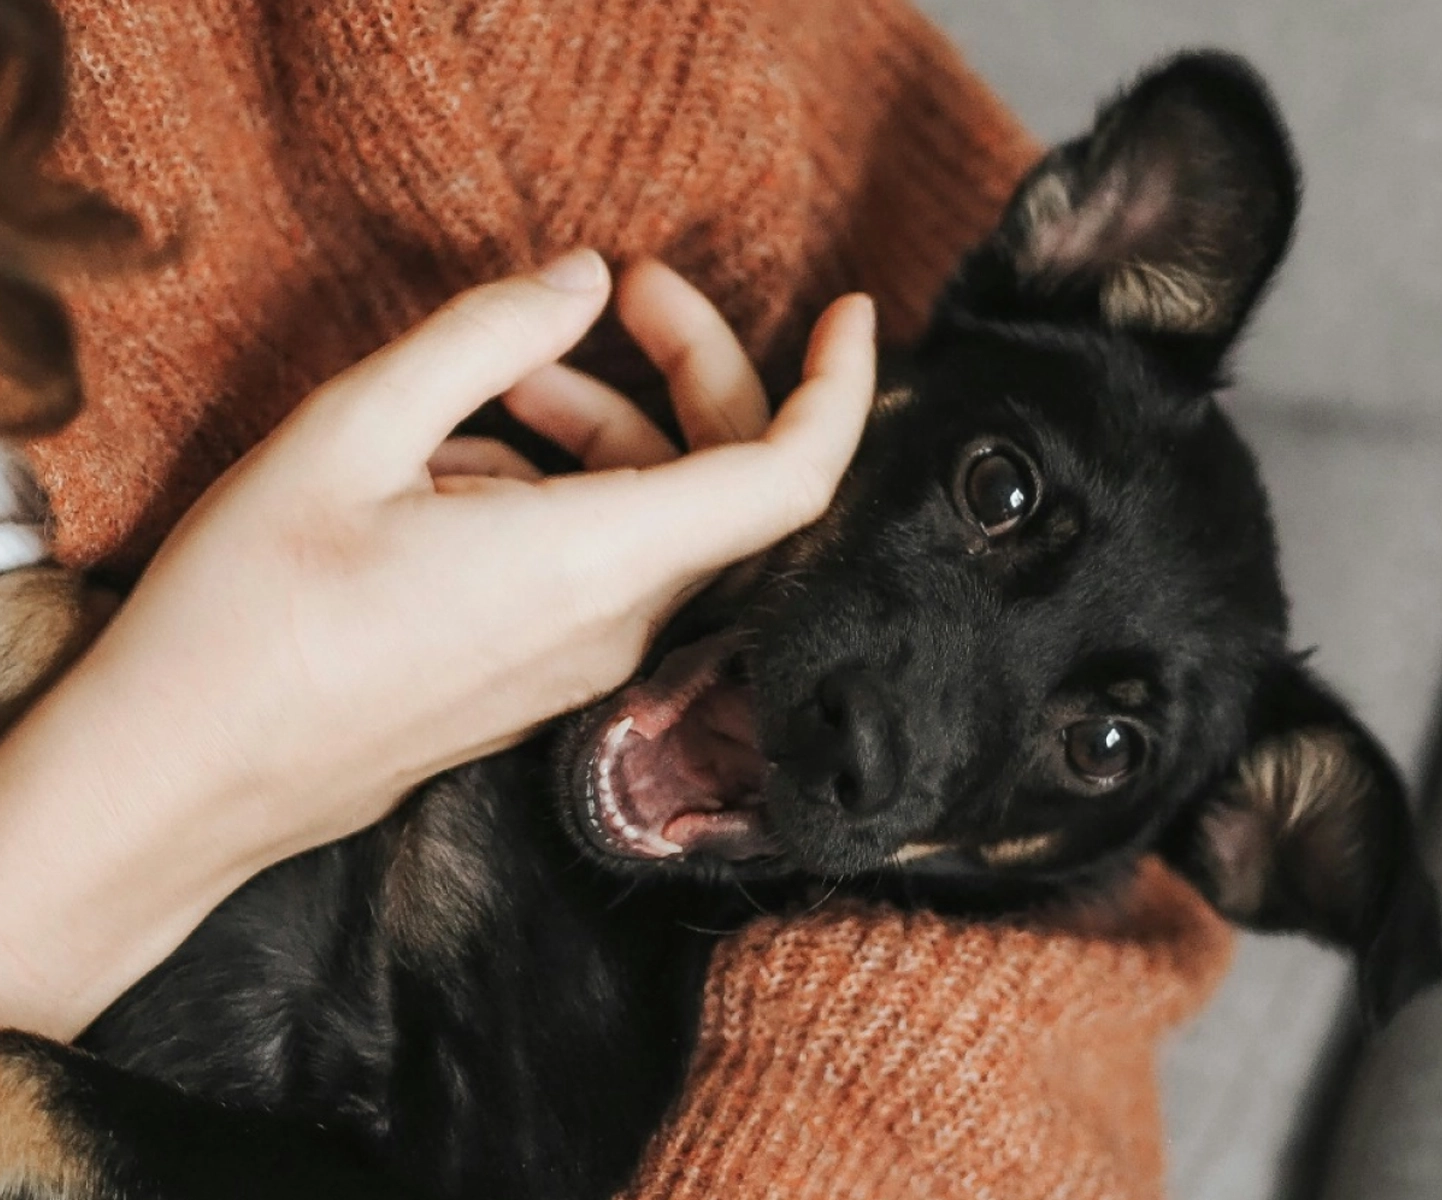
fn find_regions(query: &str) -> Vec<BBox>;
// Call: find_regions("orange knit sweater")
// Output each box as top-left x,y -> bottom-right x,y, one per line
25,1 -> 1234,1195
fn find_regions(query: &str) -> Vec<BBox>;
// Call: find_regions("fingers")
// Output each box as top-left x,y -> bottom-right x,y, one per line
505,261 -> 773,468
291,249 -> 612,491
617,260 -> 770,450
753,293 -> 877,517
429,438 -> 542,482
560,293 -> 876,585
504,364 -> 678,469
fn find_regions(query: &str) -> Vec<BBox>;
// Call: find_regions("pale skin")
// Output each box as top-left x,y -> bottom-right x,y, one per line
0,249 -> 876,1041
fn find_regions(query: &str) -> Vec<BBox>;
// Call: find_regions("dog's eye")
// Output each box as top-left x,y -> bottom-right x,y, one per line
1063,718 -> 1145,785
954,442 -> 1041,541
966,453 -> 1032,531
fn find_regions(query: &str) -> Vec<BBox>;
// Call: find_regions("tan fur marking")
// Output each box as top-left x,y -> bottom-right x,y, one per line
1102,261 -> 1219,334
1107,679 -> 1149,708
892,842 -> 951,864
0,1046 -> 98,1197
0,567 -> 107,729
1044,508 -> 1082,548
1237,729 -> 1367,833
870,384 -> 916,418
978,831 -> 1061,866
1205,728 -> 1373,918
380,780 -> 497,964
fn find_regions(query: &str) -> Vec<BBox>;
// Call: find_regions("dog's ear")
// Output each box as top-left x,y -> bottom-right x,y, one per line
1162,659 -> 1442,1028
941,51 -> 1299,378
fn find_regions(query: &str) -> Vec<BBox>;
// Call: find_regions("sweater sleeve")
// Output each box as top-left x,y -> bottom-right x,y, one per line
617,860 -> 1232,1200
30,0 -> 1037,575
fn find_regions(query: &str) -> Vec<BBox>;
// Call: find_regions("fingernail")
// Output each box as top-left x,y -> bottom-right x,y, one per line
537,248 -> 609,293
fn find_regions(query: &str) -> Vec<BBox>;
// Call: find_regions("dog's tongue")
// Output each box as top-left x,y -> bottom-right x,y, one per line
589,633 -> 775,860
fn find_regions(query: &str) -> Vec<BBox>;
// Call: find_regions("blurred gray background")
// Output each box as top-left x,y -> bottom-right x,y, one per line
913,4 -> 1442,1199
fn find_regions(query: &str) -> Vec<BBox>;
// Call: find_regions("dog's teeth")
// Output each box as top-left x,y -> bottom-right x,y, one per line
597,767 -> 618,815
585,714 -> 682,856
602,716 -> 634,761
647,831 -> 685,855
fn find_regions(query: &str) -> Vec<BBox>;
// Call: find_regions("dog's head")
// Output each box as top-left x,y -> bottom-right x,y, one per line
557,52 -> 1442,1025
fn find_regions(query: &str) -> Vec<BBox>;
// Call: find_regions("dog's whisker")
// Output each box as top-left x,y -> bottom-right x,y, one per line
558,850 -> 591,874
799,879 -> 841,916
673,919 -> 747,937
604,877 -> 643,911
731,877 -> 774,917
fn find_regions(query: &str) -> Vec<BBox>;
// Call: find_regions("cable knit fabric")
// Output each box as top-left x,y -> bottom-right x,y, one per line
21,1 -> 1234,1195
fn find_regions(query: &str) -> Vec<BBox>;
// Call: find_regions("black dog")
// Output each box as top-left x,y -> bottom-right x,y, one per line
3,52 -> 1439,1200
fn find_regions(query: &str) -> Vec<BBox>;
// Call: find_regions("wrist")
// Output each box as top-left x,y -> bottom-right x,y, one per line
0,648 -> 268,1040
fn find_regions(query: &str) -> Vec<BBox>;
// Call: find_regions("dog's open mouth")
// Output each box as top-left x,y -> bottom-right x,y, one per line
578,631 -> 776,862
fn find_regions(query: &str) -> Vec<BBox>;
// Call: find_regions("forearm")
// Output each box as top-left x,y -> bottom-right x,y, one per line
0,653 -> 263,1041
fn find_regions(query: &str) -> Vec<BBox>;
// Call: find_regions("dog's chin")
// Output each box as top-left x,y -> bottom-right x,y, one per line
563,630 -> 783,867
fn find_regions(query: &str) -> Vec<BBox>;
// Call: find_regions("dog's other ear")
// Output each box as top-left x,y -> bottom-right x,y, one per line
942,51 -> 1299,378
0,271 -> 80,433
0,0 -> 161,435
1163,659 -> 1442,1029
0,0 -> 75,432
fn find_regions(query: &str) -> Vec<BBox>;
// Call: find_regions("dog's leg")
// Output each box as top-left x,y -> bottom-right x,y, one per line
0,445 -> 114,729
0,566 -> 110,728
0,1030 -> 411,1200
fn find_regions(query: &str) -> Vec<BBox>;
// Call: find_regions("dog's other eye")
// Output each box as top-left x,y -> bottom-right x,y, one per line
956,443 -> 1041,539
1063,718 -> 1145,785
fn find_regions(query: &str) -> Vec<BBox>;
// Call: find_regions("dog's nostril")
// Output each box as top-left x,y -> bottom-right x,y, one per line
807,668 -> 899,815
831,769 -> 860,811
817,685 -> 847,731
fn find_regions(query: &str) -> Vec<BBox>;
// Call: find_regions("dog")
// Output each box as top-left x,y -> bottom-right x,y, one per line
3,49 -> 1440,1200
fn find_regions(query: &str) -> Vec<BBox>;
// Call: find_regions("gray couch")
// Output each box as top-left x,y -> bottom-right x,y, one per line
915,4 -> 1442,1197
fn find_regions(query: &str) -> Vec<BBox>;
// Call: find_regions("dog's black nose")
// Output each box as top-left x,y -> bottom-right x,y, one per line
790,668 -> 899,815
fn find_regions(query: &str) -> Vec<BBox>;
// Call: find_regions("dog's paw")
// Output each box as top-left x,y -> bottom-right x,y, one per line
0,442 -> 88,727
0,566 -> 111,728
0,443 -> 48,574
0,1030 -> 108,1200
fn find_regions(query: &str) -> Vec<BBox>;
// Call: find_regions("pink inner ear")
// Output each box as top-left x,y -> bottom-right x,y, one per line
1030,160 -> 1180,279
1199,801 -> 1273,917
1112,164 -> 1178,249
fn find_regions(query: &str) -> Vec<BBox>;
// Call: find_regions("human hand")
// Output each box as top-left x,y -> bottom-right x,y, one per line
0,250 -> 875,1036
110,250 -> 873,859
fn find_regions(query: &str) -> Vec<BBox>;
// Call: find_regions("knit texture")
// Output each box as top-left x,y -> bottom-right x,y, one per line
621,861 -> 1231,1200
23,1 -> 1234,1195
30,0 -> 1040,573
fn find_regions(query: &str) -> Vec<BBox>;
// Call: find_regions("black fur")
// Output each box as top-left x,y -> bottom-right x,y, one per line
3,51 -> 1439,1200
